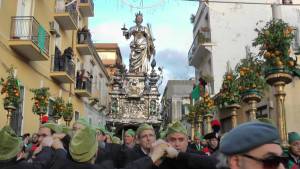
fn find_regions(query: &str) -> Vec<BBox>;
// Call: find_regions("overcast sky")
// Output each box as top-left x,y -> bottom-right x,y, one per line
89,0 -> 198,92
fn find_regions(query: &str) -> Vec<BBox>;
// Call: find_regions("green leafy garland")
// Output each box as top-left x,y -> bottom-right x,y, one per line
0,67 -> 20,109
253,19 -> 296,71
51,97 -> 65,119
63,102 -> 73,120
30,87 -> 50,115
236,55 -> 267,95
216,70 -> 240,108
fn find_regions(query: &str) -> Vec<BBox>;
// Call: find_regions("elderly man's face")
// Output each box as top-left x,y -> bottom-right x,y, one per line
167,132 -> 188,152
138,129 -> 156,150
290,140 -> 300,156
229,143 -> 284,169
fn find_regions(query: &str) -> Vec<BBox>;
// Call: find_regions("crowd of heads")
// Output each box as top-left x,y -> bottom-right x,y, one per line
0,117 -> 299,169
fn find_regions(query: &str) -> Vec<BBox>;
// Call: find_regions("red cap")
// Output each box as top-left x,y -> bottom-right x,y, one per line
211,120 -> 221,127
41,115 -> 49,124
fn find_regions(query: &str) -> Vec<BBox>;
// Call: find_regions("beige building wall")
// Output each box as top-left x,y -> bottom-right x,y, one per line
95,43 -> 123,79
0,0 -> 96,134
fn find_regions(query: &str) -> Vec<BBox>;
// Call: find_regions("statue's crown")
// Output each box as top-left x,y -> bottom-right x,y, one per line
135,11 -> 143,17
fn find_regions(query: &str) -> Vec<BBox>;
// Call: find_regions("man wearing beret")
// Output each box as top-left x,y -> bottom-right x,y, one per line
0,126 -> 65,169
124,129 -> 136,149
216,121 -> 286,169
284,132 -> 300,169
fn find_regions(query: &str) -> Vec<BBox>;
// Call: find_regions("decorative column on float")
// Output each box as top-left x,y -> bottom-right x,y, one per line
216,62 -> 241,128
253,19 -> 299,147
197,93 -> 215,134
236,52 -> 266,121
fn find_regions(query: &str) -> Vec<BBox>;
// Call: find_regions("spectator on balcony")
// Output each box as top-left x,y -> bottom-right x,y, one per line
54,46 -> 62,71
78,26 -> 91,44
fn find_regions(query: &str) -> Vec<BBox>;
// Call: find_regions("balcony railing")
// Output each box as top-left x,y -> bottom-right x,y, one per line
10,16 -> 50,56
78,31 -> 93,45
50,48 -> 75,83
55,0 -> 78,30
76,31 -> 93,55
75,73 -> 92,93
188,31 -> 211,63
79,0 -> 94,17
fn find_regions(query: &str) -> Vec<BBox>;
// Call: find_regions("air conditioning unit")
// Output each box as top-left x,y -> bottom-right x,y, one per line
49,21 -> 60,37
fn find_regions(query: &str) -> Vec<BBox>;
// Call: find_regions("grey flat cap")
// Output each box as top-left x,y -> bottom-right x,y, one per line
220,121 -> 279,155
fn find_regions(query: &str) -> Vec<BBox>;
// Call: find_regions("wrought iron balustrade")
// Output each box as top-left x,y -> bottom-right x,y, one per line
51,52 -> 76,81
55,0 -> 78,26
10,16 -> 50,55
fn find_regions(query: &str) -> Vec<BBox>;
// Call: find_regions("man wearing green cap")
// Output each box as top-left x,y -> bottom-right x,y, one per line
124,129 -> 136,149
122,123 -> 158,168
151,121 -> 216,169
189,131 -> 205,152
165,121 -> 206,155
284,132 -> 300,169
31,122 -> 65,162
0,126 -> 66,169
52,126 -> 168,169
72,117 -> 90,133
95,125 -> 124,168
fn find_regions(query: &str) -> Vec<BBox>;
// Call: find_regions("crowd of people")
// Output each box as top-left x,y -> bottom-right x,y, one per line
0,118 -> 299,169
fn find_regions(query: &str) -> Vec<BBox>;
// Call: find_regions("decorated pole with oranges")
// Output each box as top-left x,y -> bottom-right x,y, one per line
253,19 -> 298,147
195,92 -> 215,134
236,53 -> 266,120
216,62 -> 241,128
0,67 -> 21,125
63,99 -> 74,126
51,97 -> 65,123
30,87 -> 50,123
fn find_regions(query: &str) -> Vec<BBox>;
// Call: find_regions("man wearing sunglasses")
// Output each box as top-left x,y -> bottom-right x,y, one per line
216,121 -> 286,169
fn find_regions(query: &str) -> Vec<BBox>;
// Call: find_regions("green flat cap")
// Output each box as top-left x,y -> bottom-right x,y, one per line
75,117 -> 90,127
0,126 -> 22,161
136,123 -> 154,137
194,131 -> 201,139
69,127 -> 98,162
112,136 -> 121,144
159,130 -> 167,139
125,129 -> 135,137
166,121 -> 187,136
288,132 -> 300,144
42,123 -> 62,133
95,125 -> 107,133
59,124 -> 72,136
